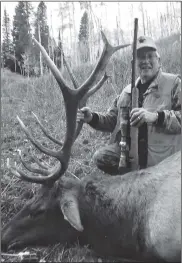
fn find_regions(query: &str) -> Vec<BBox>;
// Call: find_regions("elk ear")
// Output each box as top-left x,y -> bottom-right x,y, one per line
59,193 -> 84,232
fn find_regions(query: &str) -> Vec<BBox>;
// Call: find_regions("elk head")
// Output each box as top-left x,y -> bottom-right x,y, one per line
2,176 -> 85,251
2,32 -> 130,251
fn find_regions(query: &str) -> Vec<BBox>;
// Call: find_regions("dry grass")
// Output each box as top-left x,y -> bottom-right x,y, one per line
1,33 -> 181,262
1,67 -> 114,262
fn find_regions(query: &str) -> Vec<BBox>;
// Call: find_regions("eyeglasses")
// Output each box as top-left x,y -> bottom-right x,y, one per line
137,53 -> 158,61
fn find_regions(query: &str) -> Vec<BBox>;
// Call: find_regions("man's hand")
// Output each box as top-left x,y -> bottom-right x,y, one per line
130,108 -> 158,127
77,107 -> 93,123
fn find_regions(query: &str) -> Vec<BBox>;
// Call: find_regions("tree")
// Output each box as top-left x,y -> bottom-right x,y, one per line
12,2 -> 32,61
58,2 -> 71,51
2,8 -> 13,68
51,29 -> 63,71
34,1 -> 49,74
79,2 -> 98,63
78,11 -> 89,42
139,2 -> 146,35
34,2 -> 49,52
78,11 -> 90,62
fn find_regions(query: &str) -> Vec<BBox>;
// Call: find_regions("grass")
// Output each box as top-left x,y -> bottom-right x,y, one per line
1,33 -> 181,262
1,67 -> 116,262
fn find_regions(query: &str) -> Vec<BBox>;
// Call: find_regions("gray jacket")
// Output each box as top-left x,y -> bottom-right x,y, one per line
91,70 -> 181,166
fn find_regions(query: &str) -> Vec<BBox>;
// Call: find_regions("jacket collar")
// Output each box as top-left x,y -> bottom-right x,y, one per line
136,68 -> 162,90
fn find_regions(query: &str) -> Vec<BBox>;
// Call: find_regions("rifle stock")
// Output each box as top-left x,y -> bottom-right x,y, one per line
130,18 -> 139,170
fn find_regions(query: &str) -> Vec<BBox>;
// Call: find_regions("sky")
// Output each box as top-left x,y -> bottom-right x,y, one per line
1,2 -> 181,46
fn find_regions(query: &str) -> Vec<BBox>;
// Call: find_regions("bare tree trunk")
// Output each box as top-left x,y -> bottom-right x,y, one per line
148,16 -> 152,37
166,2 -> 173,35
89,3 -> 100,63
117,2 -> 121,44
49,12 -> 55,64
27,54 -> 29,79
71,2 -> 77,67
140,3 -> 146,35
116,16 -> 120,45
68,3 -> 72,63
87,2 -> 93,63
160,14 -> 164,38
38,23 -> 43,76
48,37 -> 51,74
14,50 -> 16,72
145,10 -> 149,36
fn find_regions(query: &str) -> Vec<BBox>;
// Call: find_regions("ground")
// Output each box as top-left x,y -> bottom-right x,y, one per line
1,69 -> 120,262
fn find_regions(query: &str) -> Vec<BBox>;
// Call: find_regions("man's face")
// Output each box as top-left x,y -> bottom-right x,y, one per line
136,48 -> 161,82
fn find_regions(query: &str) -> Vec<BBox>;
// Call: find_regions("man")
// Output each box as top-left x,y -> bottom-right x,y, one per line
77,36 -> 181,175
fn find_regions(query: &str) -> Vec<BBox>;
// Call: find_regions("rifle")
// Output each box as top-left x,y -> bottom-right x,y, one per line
118,18 -> 139,172
130,18 -> 139,170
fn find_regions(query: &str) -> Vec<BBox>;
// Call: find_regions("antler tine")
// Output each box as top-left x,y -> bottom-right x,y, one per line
17,116 -> 60,159
62,51 -> 79,89
74,32 -> 129,141
83,72 -> 109,101
18,37 -> 80,184
8,152 -> 63,185
17,109 -> 78,183
9,164 -> 62,184
12,32 -> 130,184
32,112 -> 63,146
19,151 -> 50,176
77,31 -> 131,99
32,36 -> 79,154
31,154 -> 51,170
74,72 -> 109,141
32,37 -> 73,96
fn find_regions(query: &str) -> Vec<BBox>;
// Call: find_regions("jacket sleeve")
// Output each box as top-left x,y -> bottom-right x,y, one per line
88,95 -> 119,132
157,76 -> 181,134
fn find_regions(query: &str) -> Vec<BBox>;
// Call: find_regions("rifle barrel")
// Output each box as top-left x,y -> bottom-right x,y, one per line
130,18 -> 139,170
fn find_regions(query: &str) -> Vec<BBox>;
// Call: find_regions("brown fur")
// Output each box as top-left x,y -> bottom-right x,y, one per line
2,151 -> 181,262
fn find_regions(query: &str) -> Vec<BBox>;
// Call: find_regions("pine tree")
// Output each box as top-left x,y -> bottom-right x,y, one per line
78,11 -> 89,42
55,30 -> 63,69
78,11 -> 90,62
2,8 -> 13,67
34,1 -> 49,73
12,1 -> 32,62
34,2 -> 49,52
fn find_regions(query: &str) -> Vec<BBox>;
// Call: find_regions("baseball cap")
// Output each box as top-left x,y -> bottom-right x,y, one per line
137,36 -> 157,51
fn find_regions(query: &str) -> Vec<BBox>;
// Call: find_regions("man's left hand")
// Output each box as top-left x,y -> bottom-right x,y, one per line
130,108 -> 158,127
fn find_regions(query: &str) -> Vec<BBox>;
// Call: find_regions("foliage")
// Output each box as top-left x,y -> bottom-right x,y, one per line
12,2 -> 32,62
78,11 -> 90,63
78,11 -> 89,42
2,8 -> 13,67
2,2 -> 181,76
157,33 -> 181,74
34,1 -> 49,53
33,1 -> 49,74
54,30 -> 63,69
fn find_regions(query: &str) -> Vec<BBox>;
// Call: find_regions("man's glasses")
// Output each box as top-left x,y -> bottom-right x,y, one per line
137,53 -> 158,61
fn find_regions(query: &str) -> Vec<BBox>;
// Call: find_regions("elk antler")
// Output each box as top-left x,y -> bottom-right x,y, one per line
32,112 -> 63,146
60,33 -> 130,140
10,32 -> 130,184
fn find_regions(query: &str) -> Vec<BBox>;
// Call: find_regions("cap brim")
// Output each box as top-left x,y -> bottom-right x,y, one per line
137,46 -> 157,51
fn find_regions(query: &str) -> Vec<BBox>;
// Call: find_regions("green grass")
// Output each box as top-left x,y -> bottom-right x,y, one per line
1,33 -> 181,262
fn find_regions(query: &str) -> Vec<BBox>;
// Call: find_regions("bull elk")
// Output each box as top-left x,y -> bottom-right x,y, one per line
1,32 -> 181,263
